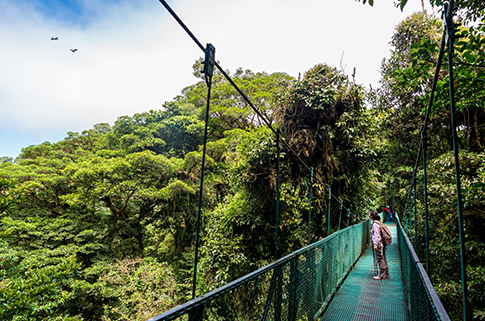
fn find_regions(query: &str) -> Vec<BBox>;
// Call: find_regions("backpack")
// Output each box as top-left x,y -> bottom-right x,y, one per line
379,222 -> 392,246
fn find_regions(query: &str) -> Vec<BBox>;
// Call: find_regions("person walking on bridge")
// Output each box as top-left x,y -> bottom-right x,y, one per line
370,210 -> 389,280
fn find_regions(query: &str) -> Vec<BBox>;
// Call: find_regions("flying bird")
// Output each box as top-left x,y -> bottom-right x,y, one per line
50,37 -> 58,40
70,48 -> 78,53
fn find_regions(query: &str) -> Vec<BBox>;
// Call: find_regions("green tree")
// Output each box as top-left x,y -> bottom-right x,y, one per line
103,110 -> 204,158
101,257 -> 178,320
274,64 -> 374,231
0,178 -> 23,214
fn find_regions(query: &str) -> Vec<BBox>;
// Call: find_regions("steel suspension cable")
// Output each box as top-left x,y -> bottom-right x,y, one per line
423,132 -> 430,274
413,172 -> 417,249
275,130 -> 281,259
444,2 -> 468,319
308,167 -> 314,244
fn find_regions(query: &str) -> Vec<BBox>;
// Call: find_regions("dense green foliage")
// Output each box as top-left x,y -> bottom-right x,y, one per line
1,64 -> 374,320
1,5 -> 484,320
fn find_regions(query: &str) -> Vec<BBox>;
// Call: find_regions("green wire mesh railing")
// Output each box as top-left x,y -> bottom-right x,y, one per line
396,214 -> 451,321
148,220 -> 371,321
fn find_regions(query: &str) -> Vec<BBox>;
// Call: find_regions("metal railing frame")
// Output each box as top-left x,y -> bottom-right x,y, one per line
148,220 -> 371,321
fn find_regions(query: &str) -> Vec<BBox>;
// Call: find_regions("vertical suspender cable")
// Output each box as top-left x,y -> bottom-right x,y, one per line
338,199 -> 343,230
384,183 -> 387,209
408,188 -> 411,235
413,172 -> 417,250
275,129 -> 281,259
409,186 -> 413,235
444,3 -> 468,319
406,186 -> 412,235
404,201 -> 409,235
192,44 -> 215,299
327,187 -> 331,235
423,134 -> 430,274
308,167 -> 313,244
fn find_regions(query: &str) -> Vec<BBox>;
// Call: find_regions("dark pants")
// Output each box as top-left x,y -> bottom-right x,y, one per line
376,242 -> 389,279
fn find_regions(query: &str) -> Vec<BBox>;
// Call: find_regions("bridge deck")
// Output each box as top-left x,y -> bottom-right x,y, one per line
321,224 -> 409,321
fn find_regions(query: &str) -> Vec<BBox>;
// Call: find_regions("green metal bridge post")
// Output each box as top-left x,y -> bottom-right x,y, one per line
275,129 -> 281,259
413,172 -> 417,250
384,181 -> 387,209
275,271 -> 283,321
423,134 -> 430,274
405,187 -> 412,235
327,187 -> 331,235
338,199 -> 343,230
347,208 -> 350,227
288,259 -> 299,321
408,193 -> 412,236
188,305 -> 204,321
404,203 -> 408,234
308,167 -> 313,244
305,250 -> 318,320
261,265 -> 284,320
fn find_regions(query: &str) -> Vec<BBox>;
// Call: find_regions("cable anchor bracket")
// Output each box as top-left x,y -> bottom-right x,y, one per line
442,4 -> 461,44
203,43 -> 216,83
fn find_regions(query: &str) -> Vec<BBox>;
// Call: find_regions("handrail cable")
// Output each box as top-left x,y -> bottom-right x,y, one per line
158,0 -> 355,216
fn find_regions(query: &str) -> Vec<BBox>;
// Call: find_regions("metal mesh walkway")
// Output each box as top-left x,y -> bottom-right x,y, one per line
321,224 -> 409,321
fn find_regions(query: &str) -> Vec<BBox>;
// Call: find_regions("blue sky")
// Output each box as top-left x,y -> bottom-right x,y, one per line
32,0 -> 85,25
1,0 -> 434,159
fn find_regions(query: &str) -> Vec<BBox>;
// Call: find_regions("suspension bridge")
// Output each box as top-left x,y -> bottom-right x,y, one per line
147,1 -> 469,320
149,216 -> 449,321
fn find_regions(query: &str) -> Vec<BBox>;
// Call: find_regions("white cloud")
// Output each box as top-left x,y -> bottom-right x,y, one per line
0,0 -> 435,158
